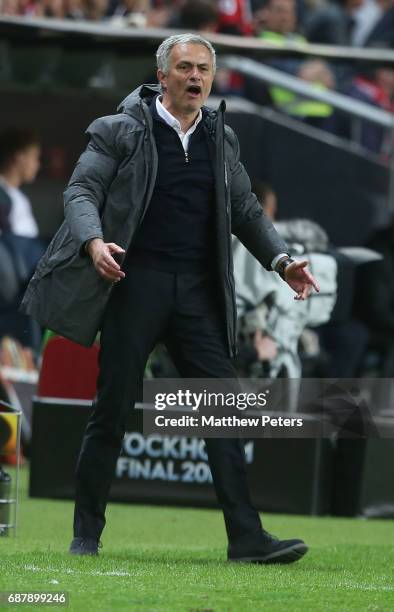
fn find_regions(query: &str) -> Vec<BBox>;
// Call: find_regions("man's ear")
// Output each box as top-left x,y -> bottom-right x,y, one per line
157,69 -> 167,92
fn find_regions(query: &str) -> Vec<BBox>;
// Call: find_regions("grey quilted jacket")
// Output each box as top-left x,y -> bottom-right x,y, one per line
20,84 -> 288,356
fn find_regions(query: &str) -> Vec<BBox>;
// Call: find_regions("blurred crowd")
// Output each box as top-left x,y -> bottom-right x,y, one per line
0,0 -> 393,49
1,0 -> 394,159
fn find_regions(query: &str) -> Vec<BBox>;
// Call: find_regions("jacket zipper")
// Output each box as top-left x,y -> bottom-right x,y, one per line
214,110 -> 237,358
224,161 -> 237,357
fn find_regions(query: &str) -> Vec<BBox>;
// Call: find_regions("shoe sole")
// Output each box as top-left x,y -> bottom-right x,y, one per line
228,543 -> 308,564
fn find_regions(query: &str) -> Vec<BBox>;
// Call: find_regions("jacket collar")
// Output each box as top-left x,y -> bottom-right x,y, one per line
117,84 -> 226,127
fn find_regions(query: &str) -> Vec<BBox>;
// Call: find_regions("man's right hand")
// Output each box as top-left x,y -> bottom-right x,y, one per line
87,238 -> 126,282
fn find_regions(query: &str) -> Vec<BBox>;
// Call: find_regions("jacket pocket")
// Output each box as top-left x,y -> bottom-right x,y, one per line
38,240 -> 78,278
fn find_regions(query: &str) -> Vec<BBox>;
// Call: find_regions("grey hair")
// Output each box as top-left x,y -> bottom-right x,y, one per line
156,33 -> 216,75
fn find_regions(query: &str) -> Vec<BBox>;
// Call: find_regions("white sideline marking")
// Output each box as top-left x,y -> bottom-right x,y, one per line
337,582 -> 394,592
24,565 -> 132,577
21,566 -> 394,591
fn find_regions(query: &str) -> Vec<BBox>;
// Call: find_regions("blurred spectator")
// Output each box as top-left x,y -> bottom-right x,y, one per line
236,180 -> 369,380
65,0 -> 85,18
352,0 -> 383,45
145,2 -> 174,28
212,67 -> 246,98
365,0 -> 394,47
0,126 -> 45,306
250,0 -> 328,119
234,181 -> 279,376
109,0 -> 149,26
305,0 -> 364,46
328,63 -> 394,156
19,0 -> 45,17
294,58 -> 335,126
252,0 -> 320,115
41,0 -> 66,17
298,57 -> 336,88
254,0 -> 305,41
83,0 -> 109,20
350,63 -> 394,152
273,215 -> 367,379
0,128 -> 44,352
157,0 -> 186,28
175,0 -> 219,31
0,128 -> 40,239
259,54 -> 336,124
234,181 -> 338,379
0,0 -> 20,15
217,0 -> 254,35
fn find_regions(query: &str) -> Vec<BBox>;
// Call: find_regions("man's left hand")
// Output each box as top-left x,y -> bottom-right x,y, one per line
284,260 -> 320,301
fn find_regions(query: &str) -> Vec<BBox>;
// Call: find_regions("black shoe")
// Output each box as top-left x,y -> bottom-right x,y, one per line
228,529 -> 308,564
69,537 -> 102,556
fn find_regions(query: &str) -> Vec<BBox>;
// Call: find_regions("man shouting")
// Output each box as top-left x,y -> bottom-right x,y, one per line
21,33 -> 319,562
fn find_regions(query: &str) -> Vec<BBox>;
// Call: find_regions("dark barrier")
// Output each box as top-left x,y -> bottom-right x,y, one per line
29,398 -> 332,515
224,107 -> 389,247
332,420 -> 394,517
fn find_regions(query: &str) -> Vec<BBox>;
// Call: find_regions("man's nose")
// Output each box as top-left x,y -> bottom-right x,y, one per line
190,66 -> 201,80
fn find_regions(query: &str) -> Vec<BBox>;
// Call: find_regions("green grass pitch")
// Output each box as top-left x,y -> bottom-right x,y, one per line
0,464 -> 393,611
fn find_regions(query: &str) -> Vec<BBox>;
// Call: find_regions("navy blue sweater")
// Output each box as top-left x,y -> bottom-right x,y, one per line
127,98 -> 216,272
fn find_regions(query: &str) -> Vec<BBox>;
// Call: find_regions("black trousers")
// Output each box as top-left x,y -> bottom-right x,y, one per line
73,264 -> 262,543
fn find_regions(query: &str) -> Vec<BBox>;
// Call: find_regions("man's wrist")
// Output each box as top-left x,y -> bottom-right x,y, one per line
85,237 -> 103,256
276,256 -> 295,280
271,252 -> 288,271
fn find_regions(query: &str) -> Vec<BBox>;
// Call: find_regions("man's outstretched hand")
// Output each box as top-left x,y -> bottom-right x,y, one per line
87,238 -> 126,282
284,260 -> 320,300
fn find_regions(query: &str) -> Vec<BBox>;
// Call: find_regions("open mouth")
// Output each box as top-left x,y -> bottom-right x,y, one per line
186,85 -> 202,97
